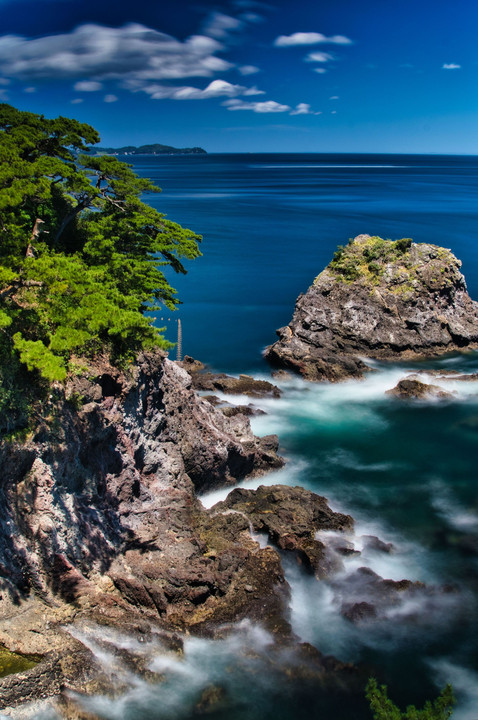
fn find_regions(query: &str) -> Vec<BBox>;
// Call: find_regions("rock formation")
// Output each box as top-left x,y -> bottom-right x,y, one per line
0,352 -> 288,713
0,349 -> 462,716
265,235 -> 478,381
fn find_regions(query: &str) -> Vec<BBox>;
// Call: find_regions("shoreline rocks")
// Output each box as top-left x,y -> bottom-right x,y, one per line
265,235 -> 478,381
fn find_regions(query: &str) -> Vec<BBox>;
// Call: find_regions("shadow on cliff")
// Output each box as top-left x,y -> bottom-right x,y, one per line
0,404 -> 145,605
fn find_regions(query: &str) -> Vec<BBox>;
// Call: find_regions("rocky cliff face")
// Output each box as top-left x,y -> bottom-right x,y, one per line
0,348 -> 462,716
0,352 -> 294,711
265,235 -> 478,381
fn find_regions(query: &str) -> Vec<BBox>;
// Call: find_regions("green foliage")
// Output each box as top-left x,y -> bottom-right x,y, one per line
328,236 -> 415,284
366,678 -> 455,720
0,103 -> 201,426
395,237 -> 413,254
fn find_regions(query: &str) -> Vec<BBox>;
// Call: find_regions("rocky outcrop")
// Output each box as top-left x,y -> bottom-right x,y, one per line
213,485 -> 353,577
0,351 -> 290,713
0,349 -> 460,716
265,235 -> 478,381
386,377 -> 454,400
179,356 -> 282,398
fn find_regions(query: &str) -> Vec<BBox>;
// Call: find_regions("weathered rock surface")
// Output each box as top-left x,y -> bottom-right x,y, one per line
0,349 -> 457,717
265,235 -> 478,381
180,356 -> 281,398
0,351 -> 288,714
386,377 -> 455,400
213,485 -> 354,577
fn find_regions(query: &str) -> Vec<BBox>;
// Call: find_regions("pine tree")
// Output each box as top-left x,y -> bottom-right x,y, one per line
366,678 -> 455,720
0,104 -> 201,426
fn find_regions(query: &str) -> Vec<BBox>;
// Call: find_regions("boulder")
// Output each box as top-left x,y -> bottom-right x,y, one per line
265,235 -> 478,381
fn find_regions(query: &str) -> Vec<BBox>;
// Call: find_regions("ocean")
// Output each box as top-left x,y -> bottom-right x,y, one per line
72,154 -> 478,720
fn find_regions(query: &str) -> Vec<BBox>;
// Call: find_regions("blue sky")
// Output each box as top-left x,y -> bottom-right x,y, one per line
0,0 -> 476,153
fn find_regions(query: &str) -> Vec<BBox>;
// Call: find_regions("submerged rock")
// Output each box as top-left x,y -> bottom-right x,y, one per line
385,377 -> 455,400
265,235 -> 478,381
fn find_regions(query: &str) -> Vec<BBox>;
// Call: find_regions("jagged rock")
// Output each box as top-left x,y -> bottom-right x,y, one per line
360,535 -> 394,554
213,485 -> 354,578
0,351 -> 289,711
182,360 -> 282,398
385,377 -> 455,399
265,235 -> 478,381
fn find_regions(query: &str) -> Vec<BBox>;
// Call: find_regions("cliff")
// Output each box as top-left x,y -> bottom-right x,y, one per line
0,350 -> 459,715
265,235 -> 478,381
0,352 -> 352,714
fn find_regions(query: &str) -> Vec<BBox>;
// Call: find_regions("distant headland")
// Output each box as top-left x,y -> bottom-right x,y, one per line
88,143 -> 207,156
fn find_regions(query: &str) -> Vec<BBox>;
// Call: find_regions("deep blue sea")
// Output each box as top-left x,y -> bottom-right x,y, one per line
69,154 -> 478,720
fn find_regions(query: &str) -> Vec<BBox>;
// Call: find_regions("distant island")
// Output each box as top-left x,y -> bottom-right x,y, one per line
89,143 -> 207,156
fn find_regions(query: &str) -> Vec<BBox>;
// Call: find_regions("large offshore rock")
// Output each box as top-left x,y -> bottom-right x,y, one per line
265,235 -> 478,381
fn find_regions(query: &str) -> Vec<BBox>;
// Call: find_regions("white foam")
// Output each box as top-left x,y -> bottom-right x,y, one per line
199,457 -> 309,509
429,659 -> 478,720
430,480 -> 478,532
71,620 -> 275,720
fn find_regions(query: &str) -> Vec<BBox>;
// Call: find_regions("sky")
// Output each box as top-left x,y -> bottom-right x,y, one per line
0,0 -> 476,154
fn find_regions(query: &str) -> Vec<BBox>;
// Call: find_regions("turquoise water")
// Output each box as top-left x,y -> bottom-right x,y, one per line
76,154 -> 478,720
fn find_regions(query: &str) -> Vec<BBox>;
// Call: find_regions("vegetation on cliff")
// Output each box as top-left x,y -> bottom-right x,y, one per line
0,104 -> 201,428
326,236 -> 413,284
322,235 -> 458,296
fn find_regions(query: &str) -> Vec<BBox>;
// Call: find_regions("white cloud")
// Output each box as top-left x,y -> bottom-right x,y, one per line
104,94 -> 118,103
0,24 -> 233,83
0,77 -> 10,85
223,98 -> 291,113
238,65 -> 260,75
242,85 -> 265,95
142,79 -> 250,101
330,95 -> 339,100
23,86 -> 36,93
314,68 -> 327,74
442,63 -> 461,70
240,12 -> 263,23
305,52 -> 334,63
290,103 -> 321,115
74,80 -> 103,92
71,98 -> 83,104
202,12 -> 244,39
274,32 -> 352,47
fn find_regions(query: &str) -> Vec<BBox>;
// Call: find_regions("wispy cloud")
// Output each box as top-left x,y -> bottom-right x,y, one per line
290,103 -> 321,115
74,80 -> 103,92
201,12 -> 244,39
274,32 -> 352,47
140,79 -> 254,101
442,63 -> 461,70
223,98 -> 291,113
0,24 -> 233,82
238,65 -> 260,75
305,51 -> 334,63
224,98 -> 320,115
104,94 -> 118,103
